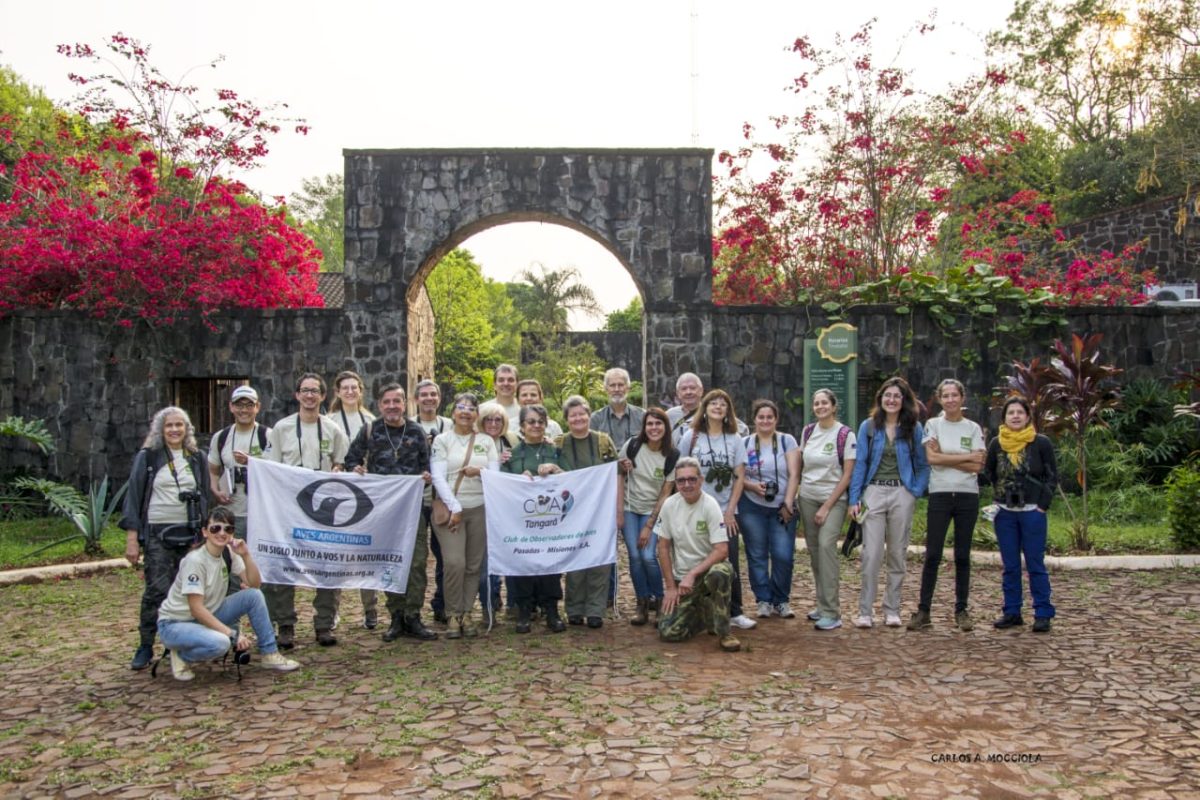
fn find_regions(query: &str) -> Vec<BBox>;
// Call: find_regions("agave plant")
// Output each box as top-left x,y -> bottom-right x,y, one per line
0,416 -> 86,522
25,477 -> 128,559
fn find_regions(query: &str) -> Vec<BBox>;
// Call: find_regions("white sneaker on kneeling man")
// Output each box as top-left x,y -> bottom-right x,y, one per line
730,614 -> 758,630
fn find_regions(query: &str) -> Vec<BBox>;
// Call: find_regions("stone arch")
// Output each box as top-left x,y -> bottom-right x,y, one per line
343,148 -> 714,404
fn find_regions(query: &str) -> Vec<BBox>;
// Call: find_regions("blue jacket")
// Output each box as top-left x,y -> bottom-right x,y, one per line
848,419 -> 930,505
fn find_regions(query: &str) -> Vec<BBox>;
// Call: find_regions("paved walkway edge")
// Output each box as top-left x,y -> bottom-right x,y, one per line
0,558 -> 128,586
3,548 -> 1198,587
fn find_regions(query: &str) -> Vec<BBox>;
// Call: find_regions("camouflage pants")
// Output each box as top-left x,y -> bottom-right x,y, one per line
138,529 -> 191,647
657,561 -> 733,642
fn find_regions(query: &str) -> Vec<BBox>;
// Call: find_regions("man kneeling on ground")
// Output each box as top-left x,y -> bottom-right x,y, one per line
157,507 -> 300,681
655,457 -> 741,652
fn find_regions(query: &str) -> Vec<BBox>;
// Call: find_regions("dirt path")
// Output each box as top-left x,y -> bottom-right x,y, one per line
1,559 -> 1197,798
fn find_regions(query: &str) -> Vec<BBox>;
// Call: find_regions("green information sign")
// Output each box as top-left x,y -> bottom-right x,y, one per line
802,323 -> 858,430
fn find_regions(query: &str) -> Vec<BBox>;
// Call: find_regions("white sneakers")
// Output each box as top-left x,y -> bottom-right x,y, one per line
756,601 -> 774,618
885,614 -> 903,627
730,614 -> 758,630
170,650 -> 194,682
775,603 -> 796,619
261,652 -> 301,672
854,615 -> 873,628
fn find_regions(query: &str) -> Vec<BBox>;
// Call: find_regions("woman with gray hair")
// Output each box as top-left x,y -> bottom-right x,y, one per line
121,406 -> 212,671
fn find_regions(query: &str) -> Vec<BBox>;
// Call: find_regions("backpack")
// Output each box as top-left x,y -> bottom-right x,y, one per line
215,424 -> 268,459
800,422 -> 851,468
624,436 -> 679,475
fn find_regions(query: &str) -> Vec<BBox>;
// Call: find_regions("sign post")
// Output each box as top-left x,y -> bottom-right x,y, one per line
802,323 -> 858,431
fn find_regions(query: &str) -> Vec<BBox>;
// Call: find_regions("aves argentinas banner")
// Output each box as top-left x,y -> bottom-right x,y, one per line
481,463 -> 619,576
247,459 -> 424,591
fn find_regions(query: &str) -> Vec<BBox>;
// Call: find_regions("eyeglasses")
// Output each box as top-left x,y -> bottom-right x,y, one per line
298,388 -> 322,395
675,476 -> 700,485
454,403 -> 477,412
483,417 -> 505,424
524,419 -> 546,426
232,401 -> 257,409
207,524 -> 235,534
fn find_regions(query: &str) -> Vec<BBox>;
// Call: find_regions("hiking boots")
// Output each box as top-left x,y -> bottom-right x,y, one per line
955,610 -> 975,631
130,644 -> 154,671
630,598 -> 649,626
277,625 -> 295,651
907,609 -> 932,631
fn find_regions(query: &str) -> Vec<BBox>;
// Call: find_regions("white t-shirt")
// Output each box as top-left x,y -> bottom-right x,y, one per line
414,415 -> 452,504
676,430 -> 747,513
264,413 -> 350,472
334,407 -> 375,445
148,449 -> 199,524
743,432 -> 799,509
432,431 -> 499,511
207,424 -> 270,518
800,423 -> 858,502
489,398 -> 522,425
158,546 -> 246,622
923,414 -> 986,494
619,440 -> 677,515
655,492 -> 728,579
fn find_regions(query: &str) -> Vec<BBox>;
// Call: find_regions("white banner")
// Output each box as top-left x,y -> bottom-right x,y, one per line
482,462 -> 619,576
246,459 -> 424,592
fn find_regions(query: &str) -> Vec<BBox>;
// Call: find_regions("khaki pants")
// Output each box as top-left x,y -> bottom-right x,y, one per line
800,496 -> 847,621
432,504 -> 487,617
565,565 -> 610,618
858,483 -> 915,618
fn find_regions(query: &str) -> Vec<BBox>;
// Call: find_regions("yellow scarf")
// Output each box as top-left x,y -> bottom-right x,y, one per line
998,425 -> 1036,466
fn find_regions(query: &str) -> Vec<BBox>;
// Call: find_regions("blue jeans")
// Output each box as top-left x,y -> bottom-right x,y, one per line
737,496 -> 797,605
157,587 -> 279,662
623,510 -> 664,600
994,508 -> 1055,618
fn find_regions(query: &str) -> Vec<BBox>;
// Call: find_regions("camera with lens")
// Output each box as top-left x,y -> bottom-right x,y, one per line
233,465 -> 248,489
228,628 -> 250,666
178,490 -> 203,534
1003,485 -> 1026,508
762,481 -> 779,503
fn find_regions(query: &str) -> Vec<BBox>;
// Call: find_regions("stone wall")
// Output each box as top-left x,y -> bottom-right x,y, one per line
7,303 -> 1198,488
711,304 -> 1200,435
0,310 -> 351,485
1058,195 -> 1200,286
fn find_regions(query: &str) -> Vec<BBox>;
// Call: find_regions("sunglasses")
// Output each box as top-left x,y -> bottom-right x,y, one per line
207,524 -> 235,534
454,403 -> 477,412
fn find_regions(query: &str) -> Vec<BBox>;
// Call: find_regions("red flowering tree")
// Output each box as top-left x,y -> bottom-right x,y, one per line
713,18 -> 1156,307
0,34 -> 322,327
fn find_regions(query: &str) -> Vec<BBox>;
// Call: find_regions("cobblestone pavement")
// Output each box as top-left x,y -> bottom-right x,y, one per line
1,557 -> 1198,799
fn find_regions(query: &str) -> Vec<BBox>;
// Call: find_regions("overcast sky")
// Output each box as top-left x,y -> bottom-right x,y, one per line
1,1 -> 1013,325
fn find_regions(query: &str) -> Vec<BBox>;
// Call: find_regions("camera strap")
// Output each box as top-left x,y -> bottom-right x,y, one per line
295,415 -> 325,471
163,447 -> 186,494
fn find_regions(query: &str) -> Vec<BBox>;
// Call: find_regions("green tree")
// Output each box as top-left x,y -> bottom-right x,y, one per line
512,263 -> 602,334
603,296 -> 643,332
290,173 -> 344,272
483,279 -> 523,364
0,65 -> 70,200
425,249 -> 499,387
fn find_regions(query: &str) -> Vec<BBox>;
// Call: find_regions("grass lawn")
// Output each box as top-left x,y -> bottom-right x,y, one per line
0,517 -> 125,570
908,487 -> 1176,556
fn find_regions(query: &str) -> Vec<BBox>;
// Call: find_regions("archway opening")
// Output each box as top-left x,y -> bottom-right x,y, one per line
406,216 -> 644,416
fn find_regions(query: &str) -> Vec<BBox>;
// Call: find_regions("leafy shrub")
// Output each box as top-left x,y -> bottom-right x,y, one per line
1165,463 -> 1200,551
1102,379 -> 1200,483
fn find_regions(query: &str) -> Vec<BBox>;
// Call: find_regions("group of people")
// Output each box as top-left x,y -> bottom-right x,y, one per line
122,363 -> 1059,680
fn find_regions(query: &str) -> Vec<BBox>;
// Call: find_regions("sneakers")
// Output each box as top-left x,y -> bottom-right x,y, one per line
854,615 -> 873,628
756,601 -> 774,618
130,644 -> 154,671
885,614 -> 902,627
993,613 -> 1025,629
719,633 -> 742,652
277,625 -> 295,651
955,610 -> 975,632
806,609 -> 821,621
815,617 -> 842,631
260,652 -> 300,672
907,610 -> 932,631
730,614 -> 758,630
1032,617 -> 1052,633
776,603 -> 796,619
169,649 -> 194,682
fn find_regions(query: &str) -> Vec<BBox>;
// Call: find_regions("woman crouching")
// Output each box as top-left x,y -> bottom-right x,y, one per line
157,508 -> 301,680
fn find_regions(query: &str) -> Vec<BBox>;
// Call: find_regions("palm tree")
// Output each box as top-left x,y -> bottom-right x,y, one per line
513,263 -> 603,335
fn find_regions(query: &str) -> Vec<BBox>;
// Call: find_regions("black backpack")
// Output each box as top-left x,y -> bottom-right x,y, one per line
215,424 -> 268,458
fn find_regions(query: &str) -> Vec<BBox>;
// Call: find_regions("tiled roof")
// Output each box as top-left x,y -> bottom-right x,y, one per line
316,272 -> 345,308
